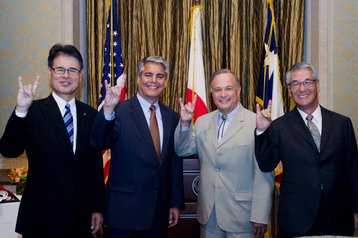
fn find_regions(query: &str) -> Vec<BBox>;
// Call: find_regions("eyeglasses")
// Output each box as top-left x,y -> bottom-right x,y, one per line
51,67 -> 81,76
289,79 -> 318,90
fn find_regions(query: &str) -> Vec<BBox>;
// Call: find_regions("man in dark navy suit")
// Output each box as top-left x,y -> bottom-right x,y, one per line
0,44 -> 104,238
255,62 -> 358,237
91,56 -> 184,238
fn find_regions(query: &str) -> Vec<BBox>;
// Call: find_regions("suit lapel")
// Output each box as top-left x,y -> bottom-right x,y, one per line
129,97 -> 158,163
42,95 -> 73,147
288,108 -> 319,153
218,109 -> 244,148
160,104 -> 171,163
208,112 -> 218,148
320,107 -> 334,153
75,101 -> 89,156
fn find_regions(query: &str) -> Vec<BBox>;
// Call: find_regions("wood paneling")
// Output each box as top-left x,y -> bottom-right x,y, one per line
168,156 -> 200,238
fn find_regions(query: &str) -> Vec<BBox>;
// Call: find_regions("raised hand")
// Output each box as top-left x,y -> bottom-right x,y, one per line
256,100 -> 272,133
103,74 -> 126,115
16,76 -> 40,113
178,94 -> 197,127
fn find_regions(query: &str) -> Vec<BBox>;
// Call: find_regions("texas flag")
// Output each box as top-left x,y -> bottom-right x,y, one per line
256,0 -> 284,190
256,0 -> 284,121
186,5 -> 208,122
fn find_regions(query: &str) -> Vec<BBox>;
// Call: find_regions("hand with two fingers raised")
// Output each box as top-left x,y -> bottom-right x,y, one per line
178,94 -> 197,127
256,100 -> 272,133
16,76 -> 40,113
103,74 -> 126,115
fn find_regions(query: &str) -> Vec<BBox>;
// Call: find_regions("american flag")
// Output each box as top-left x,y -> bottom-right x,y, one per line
99,0 -> 126,183
99,0 -> 126,109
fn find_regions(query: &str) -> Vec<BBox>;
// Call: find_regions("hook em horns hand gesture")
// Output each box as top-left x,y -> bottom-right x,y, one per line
103,74 -> 126,115
16,76 -> 40,113
178,94 -> 197,127
256,100 -> 272,133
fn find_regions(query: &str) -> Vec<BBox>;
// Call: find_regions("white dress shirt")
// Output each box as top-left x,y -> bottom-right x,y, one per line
52,93 -> 77,152
297,106 -> 322,135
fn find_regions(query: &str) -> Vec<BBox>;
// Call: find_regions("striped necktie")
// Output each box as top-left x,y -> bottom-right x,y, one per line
306,114 -> 320,152
218,114 -> 228,140
63,103 -> 74,145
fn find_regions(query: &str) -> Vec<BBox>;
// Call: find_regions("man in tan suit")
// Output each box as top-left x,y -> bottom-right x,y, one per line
175,69 -> 274,238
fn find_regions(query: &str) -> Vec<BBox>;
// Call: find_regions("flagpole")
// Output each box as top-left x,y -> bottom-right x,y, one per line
268,0 -> 283,111
110,0 -> 114,87
190,6 -> 198,104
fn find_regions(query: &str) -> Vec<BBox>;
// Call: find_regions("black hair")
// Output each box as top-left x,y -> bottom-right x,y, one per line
47,44 -> 83,69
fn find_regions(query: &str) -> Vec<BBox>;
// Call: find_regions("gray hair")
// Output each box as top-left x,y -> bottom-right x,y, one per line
209,69 -> 241,87
285,62 -> 319,85
137,56 -> 169,78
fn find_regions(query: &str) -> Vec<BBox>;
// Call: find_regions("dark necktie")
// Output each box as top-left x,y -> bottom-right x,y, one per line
63,103 -> 74,145
217,114 -> 228,140
150,105 -> 160,160
306,114 -> 320,152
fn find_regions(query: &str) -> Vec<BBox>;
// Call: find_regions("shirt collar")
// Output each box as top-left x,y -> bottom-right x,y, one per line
218,103 -> 241,122
52,92 -> 76,112
136,93 -> 160,113
297,105 -> 322,124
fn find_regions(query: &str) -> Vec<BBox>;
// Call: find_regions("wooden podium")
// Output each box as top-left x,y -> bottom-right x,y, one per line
167,156 -> 200,238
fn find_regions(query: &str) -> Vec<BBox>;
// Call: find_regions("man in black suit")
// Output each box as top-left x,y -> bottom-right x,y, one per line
91,56 -> 184,238
255,62 -> 358,237
0,44 -> 105,238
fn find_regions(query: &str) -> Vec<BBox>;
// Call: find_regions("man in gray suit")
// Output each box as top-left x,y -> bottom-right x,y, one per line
175,69 -> 274,238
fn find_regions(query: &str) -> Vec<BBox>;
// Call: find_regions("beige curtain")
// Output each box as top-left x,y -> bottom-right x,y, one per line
86,0 -> 107,108
86,0 -> 304,113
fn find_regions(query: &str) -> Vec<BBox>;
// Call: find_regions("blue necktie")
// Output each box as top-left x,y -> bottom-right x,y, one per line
63,103 -> 74,145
